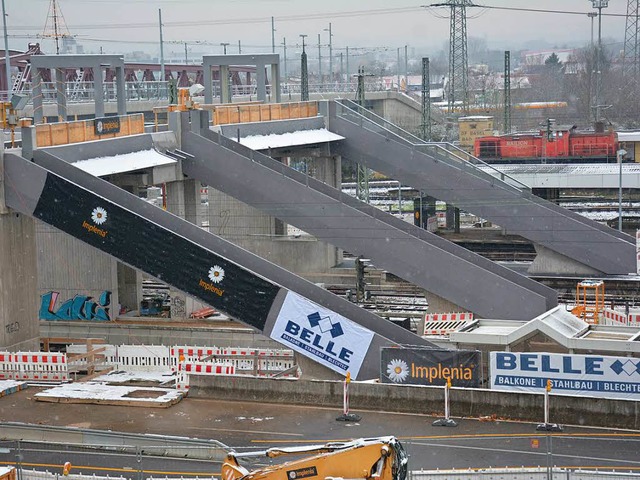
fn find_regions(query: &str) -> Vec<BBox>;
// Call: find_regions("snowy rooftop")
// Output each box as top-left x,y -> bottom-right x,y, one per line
618,131 -> 640,142
485,163 -> 640,175
236,129 -> 344,150
72,149 -> 176,177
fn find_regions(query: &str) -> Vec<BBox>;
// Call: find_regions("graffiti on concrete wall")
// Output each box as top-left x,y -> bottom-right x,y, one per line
39,291 -> 112,321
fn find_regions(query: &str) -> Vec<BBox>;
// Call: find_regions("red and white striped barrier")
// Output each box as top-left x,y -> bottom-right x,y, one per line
175,363 -> 236,392
183,363 -> 236,375
602,308 -> 640,326
170,346 -> 295,373
426,312 -> 474,323
0,352 -> 68,382
423,312 -> 474,336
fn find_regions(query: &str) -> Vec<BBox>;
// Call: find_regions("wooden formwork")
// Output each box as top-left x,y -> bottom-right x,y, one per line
34,114 -> 145,148
212,101 -> 319,126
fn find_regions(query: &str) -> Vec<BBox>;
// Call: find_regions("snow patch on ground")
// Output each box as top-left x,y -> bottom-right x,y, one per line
35,382 -> 183,403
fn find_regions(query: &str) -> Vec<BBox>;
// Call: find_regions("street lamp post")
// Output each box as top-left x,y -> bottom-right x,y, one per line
220,42 -> 229,55
318,33 -> 322,85
324,23 -> 333,82
281,38 -> 287,82
590,0 -> 608,123
2,0 -> 11,99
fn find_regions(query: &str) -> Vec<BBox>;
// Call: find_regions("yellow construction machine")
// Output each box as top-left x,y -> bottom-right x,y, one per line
221,436 -> 408,480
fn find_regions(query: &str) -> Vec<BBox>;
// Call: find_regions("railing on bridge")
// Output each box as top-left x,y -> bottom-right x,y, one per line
2,80 -> 388,105
334,99 -> 531,193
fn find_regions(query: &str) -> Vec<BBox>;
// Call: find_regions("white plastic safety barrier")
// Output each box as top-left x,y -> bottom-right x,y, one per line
601,308 -> 640,327
116,345 -> 171,371
170,346 -> 295,373
175,363 -> 237,392
66,344 -> 117,371
423,312 -> 474,336
0,353 -> 15,380
0,351 -> 68,382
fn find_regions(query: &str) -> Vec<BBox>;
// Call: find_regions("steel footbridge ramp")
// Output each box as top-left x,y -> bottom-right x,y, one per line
327,100 -> 635,275
3,151 -> 432,380
178,124 -> 556,321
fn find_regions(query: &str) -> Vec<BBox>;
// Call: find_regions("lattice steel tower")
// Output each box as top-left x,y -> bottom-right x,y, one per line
421,57 -> 432,141
504,51 -> 511,134
300,35 -> 309,101
42,0 -> 72,54
623,0 -> 640,108
442,0 -> 473,113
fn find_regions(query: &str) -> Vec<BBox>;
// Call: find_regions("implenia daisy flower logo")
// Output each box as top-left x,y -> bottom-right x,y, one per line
386,359 -> 409,383
208,265 -> 225,284
91,207 -> 108,225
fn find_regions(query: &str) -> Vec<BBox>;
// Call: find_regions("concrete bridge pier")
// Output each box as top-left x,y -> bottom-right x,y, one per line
165,178 -> 205,318
0,147 -> 40,350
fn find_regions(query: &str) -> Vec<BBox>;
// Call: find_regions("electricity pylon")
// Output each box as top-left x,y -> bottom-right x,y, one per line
434,0 -> 473,113
623,0 -> 640,116
42,0 -> 72,54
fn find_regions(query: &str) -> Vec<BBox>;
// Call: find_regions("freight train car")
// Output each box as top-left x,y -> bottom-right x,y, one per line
474,128 -> 618,163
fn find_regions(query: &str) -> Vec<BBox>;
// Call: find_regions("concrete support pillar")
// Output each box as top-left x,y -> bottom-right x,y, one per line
424,292 -> 466,315
116,184 -> 143,314
94,66 -> 105,118
117,263 -> 142,314
32,69 -> 44,124
296,353 -> 342,380
204,66 -> 213,105
0,212 -> 39,350
165,178 -> 202,319
165,179 -> 202,226
0,149 -> 39,349
220,65 -> 230,104
270,63 -> 281,103
55,68 -> 67,121
115,66 -> 127,116
529,244 -> 601,276
256,62 -> 267,102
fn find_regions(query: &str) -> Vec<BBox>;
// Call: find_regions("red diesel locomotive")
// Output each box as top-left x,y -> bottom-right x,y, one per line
474,128 -> 618,163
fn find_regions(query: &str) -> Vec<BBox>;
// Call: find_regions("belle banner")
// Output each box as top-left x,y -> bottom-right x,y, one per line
490,351 -> 640,401
380,348 -> 481,387
271,291 -> 374,378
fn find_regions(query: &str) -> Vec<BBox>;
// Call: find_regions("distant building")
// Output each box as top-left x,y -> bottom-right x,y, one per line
521,49 -> 576,66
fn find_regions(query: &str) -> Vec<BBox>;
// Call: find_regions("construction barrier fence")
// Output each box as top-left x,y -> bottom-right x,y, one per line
0,352 -> 68,382
423,312 -> 474,336
601,308 -> 640,326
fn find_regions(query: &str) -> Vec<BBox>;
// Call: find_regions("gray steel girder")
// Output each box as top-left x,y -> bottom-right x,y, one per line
8,151 -> 431,379
181,130 -> 556,320
328,114 -> 635,275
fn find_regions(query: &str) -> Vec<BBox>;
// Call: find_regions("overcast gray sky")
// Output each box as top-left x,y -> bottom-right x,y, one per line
6,0 -> 630,57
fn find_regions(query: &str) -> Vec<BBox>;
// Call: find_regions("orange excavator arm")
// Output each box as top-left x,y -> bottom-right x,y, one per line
221,437 -> 407,480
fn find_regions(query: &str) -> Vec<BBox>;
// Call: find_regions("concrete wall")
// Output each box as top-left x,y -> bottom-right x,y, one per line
36,221 -> 120,321
189,375 -> 640,430
205,155 -> 341,274
39,320 -> 282,348
0,212 -> 39,350
370,94 -> 423,136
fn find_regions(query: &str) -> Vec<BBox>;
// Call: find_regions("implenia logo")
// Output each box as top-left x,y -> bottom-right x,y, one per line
208,265 -> 225,284
199,265 -> 225,297
83,206 -> 108,238
91,207 -> 108,225
386,358 -> 410,383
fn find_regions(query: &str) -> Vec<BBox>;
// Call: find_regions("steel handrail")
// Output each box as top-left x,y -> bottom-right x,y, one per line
335,99 -> 531,193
